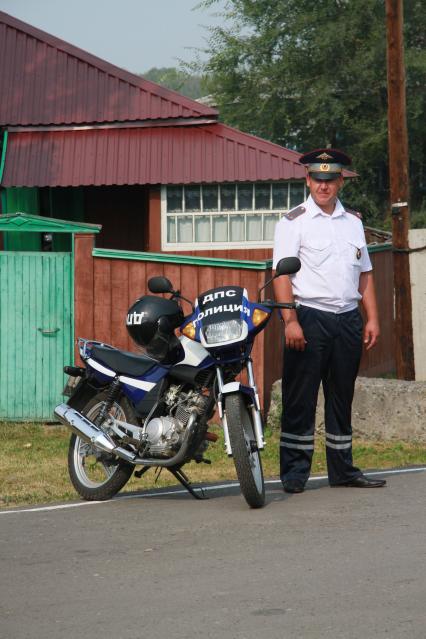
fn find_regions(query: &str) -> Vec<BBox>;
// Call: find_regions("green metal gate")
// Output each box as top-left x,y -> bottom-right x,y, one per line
0,251 -> 73,421
0,213 -> 101,421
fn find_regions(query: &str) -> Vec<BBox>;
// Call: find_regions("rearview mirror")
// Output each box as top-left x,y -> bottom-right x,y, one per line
148,276 -> 174,294
275,257 -> 301,276
257,257 -> 301,302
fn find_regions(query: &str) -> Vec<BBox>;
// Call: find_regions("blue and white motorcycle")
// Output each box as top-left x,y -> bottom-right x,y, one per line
55,257 -> 300,508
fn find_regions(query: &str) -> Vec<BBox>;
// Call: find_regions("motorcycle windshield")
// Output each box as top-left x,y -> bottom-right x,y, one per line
194,286 -> 249,348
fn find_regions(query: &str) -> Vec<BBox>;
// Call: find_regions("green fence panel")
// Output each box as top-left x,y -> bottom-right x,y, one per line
0,252 -> 73,421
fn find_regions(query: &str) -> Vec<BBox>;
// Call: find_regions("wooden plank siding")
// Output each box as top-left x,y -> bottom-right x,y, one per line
73,237 -> 395,413
179,248 -> 274,261
359,248 -> 395,376
0,251 -> 73,420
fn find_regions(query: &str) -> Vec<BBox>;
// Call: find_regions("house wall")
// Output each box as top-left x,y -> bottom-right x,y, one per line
0,186 -> 40,250
147,187 -> 161,252
147,185 -> 275,261
409,228 -> 426,380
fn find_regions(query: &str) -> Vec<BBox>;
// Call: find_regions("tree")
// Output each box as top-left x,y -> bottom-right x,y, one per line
198,0 -> 426,224
141,67 -> 205,99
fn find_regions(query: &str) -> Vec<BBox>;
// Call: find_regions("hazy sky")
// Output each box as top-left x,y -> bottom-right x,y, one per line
0,0 -> 227,74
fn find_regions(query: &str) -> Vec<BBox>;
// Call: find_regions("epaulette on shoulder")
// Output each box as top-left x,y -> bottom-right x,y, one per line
282,205 -> 307,221
345,207 -> 363,220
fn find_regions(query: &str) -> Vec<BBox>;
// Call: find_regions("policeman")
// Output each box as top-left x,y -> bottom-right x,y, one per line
273,148 -> 386,493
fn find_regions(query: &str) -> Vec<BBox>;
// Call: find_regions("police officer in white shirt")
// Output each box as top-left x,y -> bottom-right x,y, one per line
273,148 -> 386,493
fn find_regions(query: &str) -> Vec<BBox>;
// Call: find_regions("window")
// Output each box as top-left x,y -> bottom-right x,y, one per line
162,181 -> 306,250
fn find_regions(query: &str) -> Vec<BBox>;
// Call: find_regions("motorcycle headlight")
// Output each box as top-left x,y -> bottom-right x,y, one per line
204,319 -> 243,344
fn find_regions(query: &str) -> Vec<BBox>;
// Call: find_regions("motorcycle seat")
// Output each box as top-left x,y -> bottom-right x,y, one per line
91,345 -> 157,377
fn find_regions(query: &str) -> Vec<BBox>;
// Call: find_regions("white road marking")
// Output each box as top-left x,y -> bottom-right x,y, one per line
1,466 -> 425,516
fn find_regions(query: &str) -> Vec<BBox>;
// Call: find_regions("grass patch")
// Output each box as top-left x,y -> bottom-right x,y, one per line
1,421 -> 425,508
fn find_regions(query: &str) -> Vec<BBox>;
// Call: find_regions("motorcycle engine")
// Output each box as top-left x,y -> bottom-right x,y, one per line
142,385 -> 209,457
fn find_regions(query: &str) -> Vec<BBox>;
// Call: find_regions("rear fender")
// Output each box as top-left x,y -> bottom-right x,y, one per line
66,375 -> 108,412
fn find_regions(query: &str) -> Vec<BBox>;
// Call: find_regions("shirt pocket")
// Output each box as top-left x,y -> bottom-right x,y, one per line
305,237 -> 332,267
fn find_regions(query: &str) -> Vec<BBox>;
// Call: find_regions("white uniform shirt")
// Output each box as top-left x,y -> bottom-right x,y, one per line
272,195 -> 372,313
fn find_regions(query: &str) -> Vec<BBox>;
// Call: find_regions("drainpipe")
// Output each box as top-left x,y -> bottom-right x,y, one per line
0,130 -> 8,184
0,130 -> 8,214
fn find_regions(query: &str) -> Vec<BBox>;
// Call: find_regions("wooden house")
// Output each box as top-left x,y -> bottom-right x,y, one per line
0,11 -> 394,420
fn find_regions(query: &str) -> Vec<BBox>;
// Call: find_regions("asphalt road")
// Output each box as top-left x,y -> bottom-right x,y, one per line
1,469 -> 425,639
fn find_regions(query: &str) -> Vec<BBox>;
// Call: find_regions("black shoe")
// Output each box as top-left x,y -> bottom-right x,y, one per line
283,479 -> 305,494
339,475 -> 386,488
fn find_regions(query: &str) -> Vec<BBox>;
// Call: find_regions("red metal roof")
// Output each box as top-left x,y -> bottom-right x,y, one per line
0,11 -> 217,125
2,124 -> 305,187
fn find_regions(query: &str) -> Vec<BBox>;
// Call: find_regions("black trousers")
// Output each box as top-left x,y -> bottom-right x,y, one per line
280,305 -> 363,486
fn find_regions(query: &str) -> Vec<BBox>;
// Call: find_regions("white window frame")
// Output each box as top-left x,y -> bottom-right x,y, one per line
161,182 -> 306,251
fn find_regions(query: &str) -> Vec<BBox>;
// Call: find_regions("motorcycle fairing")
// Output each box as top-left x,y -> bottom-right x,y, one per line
119,366 -> 168,404
82,336 -> 215,405
182,286 -> 272,354
185,286 -> 249,346
174,336 -> 214,368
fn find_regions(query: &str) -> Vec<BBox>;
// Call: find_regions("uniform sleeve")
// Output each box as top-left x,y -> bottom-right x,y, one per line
272,218 -> 301,269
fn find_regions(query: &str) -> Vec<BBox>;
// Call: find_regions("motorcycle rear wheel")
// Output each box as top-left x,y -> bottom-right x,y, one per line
225,393 -> 265,508
68,393 -> 135,501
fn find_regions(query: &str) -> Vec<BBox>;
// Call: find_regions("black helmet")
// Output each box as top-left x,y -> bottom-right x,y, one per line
126,295 -> 184,362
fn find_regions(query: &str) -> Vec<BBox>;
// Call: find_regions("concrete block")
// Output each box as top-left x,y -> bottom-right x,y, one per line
268,376 -> 426,442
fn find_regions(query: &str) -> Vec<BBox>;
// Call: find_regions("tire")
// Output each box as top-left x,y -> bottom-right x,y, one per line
67,392 -> 135,501
225,393 -> 265,508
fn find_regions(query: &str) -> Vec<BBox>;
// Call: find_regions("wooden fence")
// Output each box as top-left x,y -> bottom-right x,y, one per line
74,234 -> 395,413
359,246 -> 395,376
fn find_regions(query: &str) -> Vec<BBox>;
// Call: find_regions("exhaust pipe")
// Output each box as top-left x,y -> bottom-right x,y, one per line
55,403 -> 116,454
54,403 -> 196,468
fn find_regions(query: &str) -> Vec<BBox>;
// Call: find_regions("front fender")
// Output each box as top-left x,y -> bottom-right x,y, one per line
222,390 -> 265,452
217,382 -> 256,420
221,382 -> 255,403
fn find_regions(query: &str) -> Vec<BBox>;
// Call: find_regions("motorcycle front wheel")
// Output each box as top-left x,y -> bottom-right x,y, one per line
225,393 -> 265,508
68,392 -> 135,501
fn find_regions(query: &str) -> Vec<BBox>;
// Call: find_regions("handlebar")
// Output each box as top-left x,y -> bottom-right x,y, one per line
261,300 -> 299,310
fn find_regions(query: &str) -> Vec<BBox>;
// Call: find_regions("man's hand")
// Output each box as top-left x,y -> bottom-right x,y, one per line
359,272 -> 380,351
363,319 -> 380,350
285,319 -> 307,351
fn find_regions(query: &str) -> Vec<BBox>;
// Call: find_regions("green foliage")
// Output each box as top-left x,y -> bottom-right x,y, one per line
142,66 -> 206,99
410,201 -> 426,229
197,0 -> 426,225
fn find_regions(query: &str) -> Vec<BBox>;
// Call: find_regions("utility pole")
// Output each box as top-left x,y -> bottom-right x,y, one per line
385,0 -> 415,380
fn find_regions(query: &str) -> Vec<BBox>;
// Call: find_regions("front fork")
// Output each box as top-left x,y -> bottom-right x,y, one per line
216,360 -> 265,457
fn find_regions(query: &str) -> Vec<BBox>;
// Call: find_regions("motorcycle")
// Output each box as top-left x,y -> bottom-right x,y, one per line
55,257 -> 300,508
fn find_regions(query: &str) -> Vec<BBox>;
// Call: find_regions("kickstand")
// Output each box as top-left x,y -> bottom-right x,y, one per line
168,467 -> 209,500
134,466 -> 151,479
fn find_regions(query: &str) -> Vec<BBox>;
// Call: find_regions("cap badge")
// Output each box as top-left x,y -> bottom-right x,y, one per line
317,152 -> 333,161
320,163 -> 330,171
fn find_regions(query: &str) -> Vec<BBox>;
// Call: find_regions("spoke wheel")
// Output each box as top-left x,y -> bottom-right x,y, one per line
225,393 -> 265,508
68,393 -> 135,501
